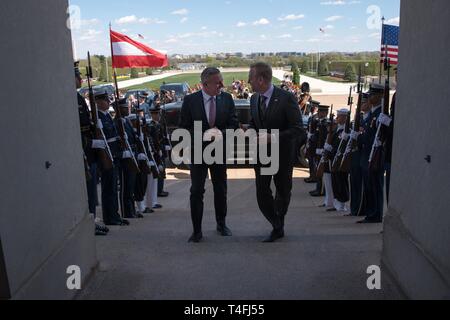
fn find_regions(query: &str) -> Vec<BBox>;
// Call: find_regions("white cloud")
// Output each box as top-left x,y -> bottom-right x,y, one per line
369,32 -> 381,38
80,19 -> 100,27
180,17 -> 188,23
115,15 -> 166,25
79,29 -> 102,41
278,14 -> 305,21
115,15 -> 137,24
253,18 -> 270,26
326,15 -> 344,22
308,38 -> 320,42
236,22 -> 247,27
201,26 -> 208,30
320,0 -> 360,5
324,25 -> 335,30
172,8 -> 189,15
293,26 -> 304,30
165,38 -> 179,43
386,17 -> 400,25
278,34 -> 292,38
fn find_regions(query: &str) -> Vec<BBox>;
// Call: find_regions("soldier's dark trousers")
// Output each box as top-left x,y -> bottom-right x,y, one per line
350,155 -> 364,216
119,161 -> 137,218
86,163 -> 98,216
385,162 -> 391,205
158,177 -> 165,194
366,169 -> 384,222
134,172 -> 148,202
190,164 -> 228,234
254,164 -> 293,231
331,172 -> 350,203
308,155 -> 317,180
101,160 -> 122,224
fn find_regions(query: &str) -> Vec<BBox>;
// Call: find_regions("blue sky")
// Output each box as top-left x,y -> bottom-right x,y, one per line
69,0 -> 400,59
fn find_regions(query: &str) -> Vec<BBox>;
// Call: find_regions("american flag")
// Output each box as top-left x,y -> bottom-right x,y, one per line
380,24 -> 399,65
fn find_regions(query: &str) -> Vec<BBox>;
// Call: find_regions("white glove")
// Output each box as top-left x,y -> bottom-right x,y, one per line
165,145 -> 172,151
158,150 -> 163,157
92,140 -> 106,150
122,151 -> 132,159
350,130 -> 360,140
137,153 -> 148,161
378,113 -> 392,127
316,149 -> 324,156
149,161 -> 156,167
307,133 -> 313,139
96,119 -> 103,130
158,165 -> 164,172
341,132 -> 350,141
373,138 -> 383,148
324,143 -> 333,152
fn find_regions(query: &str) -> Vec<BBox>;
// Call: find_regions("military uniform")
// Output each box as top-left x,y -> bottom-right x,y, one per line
117,98 -> 142,219
310,106 -> 329,197
96,92 -> 128,226
358,84 -> 385,223
304,100 -> 320,183
349,94 -> 368,217
330,109 -> 350,212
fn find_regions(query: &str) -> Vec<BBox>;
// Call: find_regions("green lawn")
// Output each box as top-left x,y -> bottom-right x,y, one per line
125,72 -> 281,91
301,73 -> 350,83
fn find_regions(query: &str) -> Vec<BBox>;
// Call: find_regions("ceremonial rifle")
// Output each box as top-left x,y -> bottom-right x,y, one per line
331,87 -> 354,173
112,71 -> 140,174
369,53 -> 391,171
340,66 -> 363,172
86,51 -> 114,170
316,105 -> 334,179
134,93 -> 152,174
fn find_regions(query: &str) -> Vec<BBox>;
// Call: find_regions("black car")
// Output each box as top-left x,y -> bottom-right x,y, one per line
162,98 -> 308,168
124,89 -> 155,102
160,83 -> 191,100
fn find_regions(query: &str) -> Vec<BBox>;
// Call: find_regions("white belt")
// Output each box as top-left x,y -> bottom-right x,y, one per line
107,137 -> 120,143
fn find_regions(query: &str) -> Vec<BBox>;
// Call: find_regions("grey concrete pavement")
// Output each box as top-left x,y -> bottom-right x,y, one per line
78,168 -> 403,300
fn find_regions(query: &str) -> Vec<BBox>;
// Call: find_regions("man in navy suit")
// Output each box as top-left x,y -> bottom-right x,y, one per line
180,68 -> 239,243
248,62 -> 304,242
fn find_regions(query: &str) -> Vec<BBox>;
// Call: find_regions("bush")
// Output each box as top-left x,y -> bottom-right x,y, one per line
130,68 -> 139,79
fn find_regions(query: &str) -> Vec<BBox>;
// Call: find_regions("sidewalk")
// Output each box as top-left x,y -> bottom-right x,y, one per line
78,168 -> 402,300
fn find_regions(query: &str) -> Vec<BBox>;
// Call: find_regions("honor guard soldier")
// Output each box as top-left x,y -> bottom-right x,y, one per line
385,67 -> 397,204
330,109 -> 350,213
310,105 -> 329,197
117,98 -> 144,219
144,103 -> 165,212
304,100 -> 320,184
94,92 -> 130,226
74,62 -> 109,236
349,93 -> 369,217
357,84 -> 385,224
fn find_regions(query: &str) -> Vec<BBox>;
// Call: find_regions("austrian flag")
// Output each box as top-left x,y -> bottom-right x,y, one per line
110,29 -> 169,69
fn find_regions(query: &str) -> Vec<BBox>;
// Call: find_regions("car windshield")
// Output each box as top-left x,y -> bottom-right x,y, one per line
160,85 -> 185,95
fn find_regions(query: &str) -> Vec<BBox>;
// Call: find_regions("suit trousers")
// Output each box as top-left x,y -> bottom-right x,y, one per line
119,161 -> 137,218
254,164 -> 293,231
350,160 -> 365,216
101,160 -> 122,224
190,164 -> 228,234
86,163 -> 98,216
365,168 -> 385,221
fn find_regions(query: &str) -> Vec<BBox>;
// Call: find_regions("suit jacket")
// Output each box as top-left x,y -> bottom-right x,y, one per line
180,90 -> 239,162
249,86 -> 304,166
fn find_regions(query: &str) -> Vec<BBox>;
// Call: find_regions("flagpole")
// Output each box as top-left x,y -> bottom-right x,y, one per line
109,23 -> 120,99
379,16 -> 385,84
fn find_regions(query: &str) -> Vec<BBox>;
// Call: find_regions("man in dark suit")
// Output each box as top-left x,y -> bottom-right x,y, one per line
248,62 -> 304,242
180,67 -> 239,243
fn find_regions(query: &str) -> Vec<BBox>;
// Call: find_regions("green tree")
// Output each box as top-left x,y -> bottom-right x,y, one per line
146,68 -> 153,76
318,58 -> 329,76
292,66 -> 300,85
300,60 -> 310,73
130,68 -> 139,79
344,64 -> 357,82
97,55 -> 107,82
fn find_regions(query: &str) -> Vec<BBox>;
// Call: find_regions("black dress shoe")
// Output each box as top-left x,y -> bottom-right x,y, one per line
262,229 -> 285,243
143,208 -> 154,214
158,191 -> 169,197
96,224 -> 109,233
121,219 -> 130,226
95,229 -> 108,236
188,232 -> 203,243
104,220 -> 123,226
304,178 -> 317,184
153,204 -> 163,209
310,191 -> 323,197
217,225 -> 232,237
326,208 -> 337,212
357,218 -> 382,224
136,213 -> 144,218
